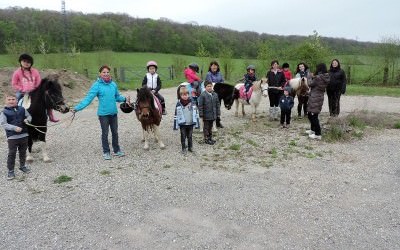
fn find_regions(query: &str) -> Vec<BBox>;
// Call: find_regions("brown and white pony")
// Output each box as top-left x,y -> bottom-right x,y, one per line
135,87 -> 165,150
288,77 -> 309,117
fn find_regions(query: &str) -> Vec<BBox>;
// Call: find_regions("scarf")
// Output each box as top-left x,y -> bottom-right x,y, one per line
101,75 -> 111,83
180,98 -> 191,106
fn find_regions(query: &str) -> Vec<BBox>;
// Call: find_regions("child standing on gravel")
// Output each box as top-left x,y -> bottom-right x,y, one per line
198,81 -> 220,145
173,87 -> 199,154
71,65 -> 129,160
279,87 -> 294,128
0,92 -> 32,180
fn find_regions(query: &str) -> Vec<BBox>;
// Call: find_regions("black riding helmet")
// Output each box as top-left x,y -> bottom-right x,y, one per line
120,102 -> 134,113
189,63 -> 199,73
19,53 -> 34,65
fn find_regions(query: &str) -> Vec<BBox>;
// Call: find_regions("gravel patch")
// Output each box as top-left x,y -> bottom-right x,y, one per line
1,88 -> 399,249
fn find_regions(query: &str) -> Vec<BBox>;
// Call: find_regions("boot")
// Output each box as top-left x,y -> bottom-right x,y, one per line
269,107 -> 274,121
274,107 -> 280,121
216,117 -> 224,128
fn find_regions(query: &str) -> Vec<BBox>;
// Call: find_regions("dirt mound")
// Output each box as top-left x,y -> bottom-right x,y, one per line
0,67 -> 92,103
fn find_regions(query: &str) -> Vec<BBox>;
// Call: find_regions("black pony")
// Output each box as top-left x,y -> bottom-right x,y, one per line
177,82 -> 235,128
26,75 -> 69,162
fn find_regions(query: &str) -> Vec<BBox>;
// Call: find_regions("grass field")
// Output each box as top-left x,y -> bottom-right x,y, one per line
0,51 -> 399,96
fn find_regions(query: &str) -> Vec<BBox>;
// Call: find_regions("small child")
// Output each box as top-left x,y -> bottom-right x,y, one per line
198,81 -> 221,145
0,92 -> 32,180
184,63 -> 202,101
173,87 -> 200,154
282,62 -> 292,85
142,61 -> 167,115
72,65 -> 128,160
279,87 -> 294,128
11,53 -> 59,122
244,65 -> 257,93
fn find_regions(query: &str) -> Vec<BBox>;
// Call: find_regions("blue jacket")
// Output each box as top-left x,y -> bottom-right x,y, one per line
173,101 -> 200,130
1,106 -> 31,138
279,95 -> 294,111
205,71 -> 224,83
74,78 -> 126,116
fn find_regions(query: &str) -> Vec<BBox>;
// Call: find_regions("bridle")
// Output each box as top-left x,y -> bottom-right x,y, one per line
44,90 -> 66,112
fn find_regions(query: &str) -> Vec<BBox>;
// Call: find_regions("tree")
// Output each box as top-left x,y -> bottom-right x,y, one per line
378,36 -> 400,85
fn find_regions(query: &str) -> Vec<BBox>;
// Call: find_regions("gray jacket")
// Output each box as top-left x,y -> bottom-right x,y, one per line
198,91 -> 220,121
307,73 -> 330,114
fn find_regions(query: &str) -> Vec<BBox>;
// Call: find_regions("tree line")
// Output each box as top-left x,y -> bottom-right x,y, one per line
0,7 -> 380,58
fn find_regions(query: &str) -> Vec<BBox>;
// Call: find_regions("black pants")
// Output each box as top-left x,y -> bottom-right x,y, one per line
327,90 -> 341,117
180,125 -> 193,149
308,112 -> 321,136
297,95 -> 308,116
268,90 -> 282,107
154,92 -> 165,109
280,110 -> 292,125
7,137 -> 28,171
203,120 -> 214,139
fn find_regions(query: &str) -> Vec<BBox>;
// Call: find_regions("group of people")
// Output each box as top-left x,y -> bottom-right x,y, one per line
1,53 -> 346,180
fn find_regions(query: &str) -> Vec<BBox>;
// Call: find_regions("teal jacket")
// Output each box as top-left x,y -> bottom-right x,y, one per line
74,78 -> 126,116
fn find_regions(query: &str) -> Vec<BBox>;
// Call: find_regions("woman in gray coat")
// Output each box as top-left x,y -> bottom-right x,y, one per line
306,63 -> 330,140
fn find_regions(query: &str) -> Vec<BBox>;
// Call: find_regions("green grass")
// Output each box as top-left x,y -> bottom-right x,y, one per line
394,121 -> 400,129
229,144 -> 241,150
54,175 -> 73,184
346,84 -> 400,97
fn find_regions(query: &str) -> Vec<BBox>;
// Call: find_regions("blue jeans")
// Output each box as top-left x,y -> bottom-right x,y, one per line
98,115 -> 120,153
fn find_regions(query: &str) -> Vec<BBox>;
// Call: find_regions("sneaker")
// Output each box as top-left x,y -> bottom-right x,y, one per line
103,152 -> 111,160
305,130 -> 315,135
113,151 -> 125,157
309,134 -> 322,140
19,166 -> 30,173
285,124 -> 290,129
7,171 -> 15,180
188,147 -> 193,153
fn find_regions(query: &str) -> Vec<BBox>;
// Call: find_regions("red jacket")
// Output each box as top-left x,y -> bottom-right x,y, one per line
184,68 -> 200,83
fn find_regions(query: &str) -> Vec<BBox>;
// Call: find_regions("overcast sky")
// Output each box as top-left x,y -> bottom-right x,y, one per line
1,0 -> 399,43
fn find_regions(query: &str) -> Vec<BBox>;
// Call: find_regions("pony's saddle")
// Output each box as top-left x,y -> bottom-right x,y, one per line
18,94 -> 31,109
152,93 -> 163,115
237,84 -> 254,100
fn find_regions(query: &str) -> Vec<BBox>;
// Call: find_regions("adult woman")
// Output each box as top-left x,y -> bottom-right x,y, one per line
266,60 -> 286,120
307,63 -> 330,140
327,59 -> 347,117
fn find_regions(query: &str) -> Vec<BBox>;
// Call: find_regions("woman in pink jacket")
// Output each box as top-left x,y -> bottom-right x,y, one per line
11,54 -> 59,122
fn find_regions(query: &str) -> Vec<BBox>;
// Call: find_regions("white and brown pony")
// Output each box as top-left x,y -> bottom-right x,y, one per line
288,77 -> 309,117
233,78 -> 268,122
135,87 -> 165,150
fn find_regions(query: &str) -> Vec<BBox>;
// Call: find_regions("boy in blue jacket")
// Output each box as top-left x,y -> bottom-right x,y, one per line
72,65 -> 129,160
279,87 -> 294,128
173,86 -> 199,154
0,92 -> 32,180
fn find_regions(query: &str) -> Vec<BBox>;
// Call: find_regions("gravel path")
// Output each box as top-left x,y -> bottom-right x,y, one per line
1,88 -> 399,249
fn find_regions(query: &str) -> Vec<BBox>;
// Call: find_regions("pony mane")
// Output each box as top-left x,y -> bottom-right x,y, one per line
137,87 -> 155,110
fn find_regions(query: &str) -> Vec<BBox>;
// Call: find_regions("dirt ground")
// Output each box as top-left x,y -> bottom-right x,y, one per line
0,70 -> 399,249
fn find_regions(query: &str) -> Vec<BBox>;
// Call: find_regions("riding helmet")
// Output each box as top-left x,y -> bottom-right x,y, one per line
120,102 -> 134,113
146,60 -> 158,70
19,53 -> 34,65
246,65 -> 255,71
189,63 -> 199,73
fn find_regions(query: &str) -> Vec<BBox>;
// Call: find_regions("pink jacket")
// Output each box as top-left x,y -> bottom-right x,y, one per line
184,68 -> 200,83
11,68 -> 41,93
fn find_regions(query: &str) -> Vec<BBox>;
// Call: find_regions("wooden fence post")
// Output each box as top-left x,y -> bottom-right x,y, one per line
120,67 -> 125,82
113,67 -> 119,81
347,65 -> 351,84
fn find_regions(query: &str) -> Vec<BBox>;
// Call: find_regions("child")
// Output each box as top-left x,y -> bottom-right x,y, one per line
244,65 -> 257,93
198,81 -> 220,145
142,61 -> 167,115
0,92 -> 32,180
173,87 -> 200,154
11,53 -> 59,122
282,62 -> 292,85
184,63 -> 202,101
72,65 -> 129,160
279,87 -> 294,128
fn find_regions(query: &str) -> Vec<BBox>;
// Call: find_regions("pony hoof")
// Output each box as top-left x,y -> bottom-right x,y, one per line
141,139 -> 145,142
144,145 -> 149,150
26,156 -> 34,163
160,144 -> 166,149
234,113 -> 238,117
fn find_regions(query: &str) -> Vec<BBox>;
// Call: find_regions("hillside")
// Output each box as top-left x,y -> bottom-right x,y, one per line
0,7 -> 379,57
